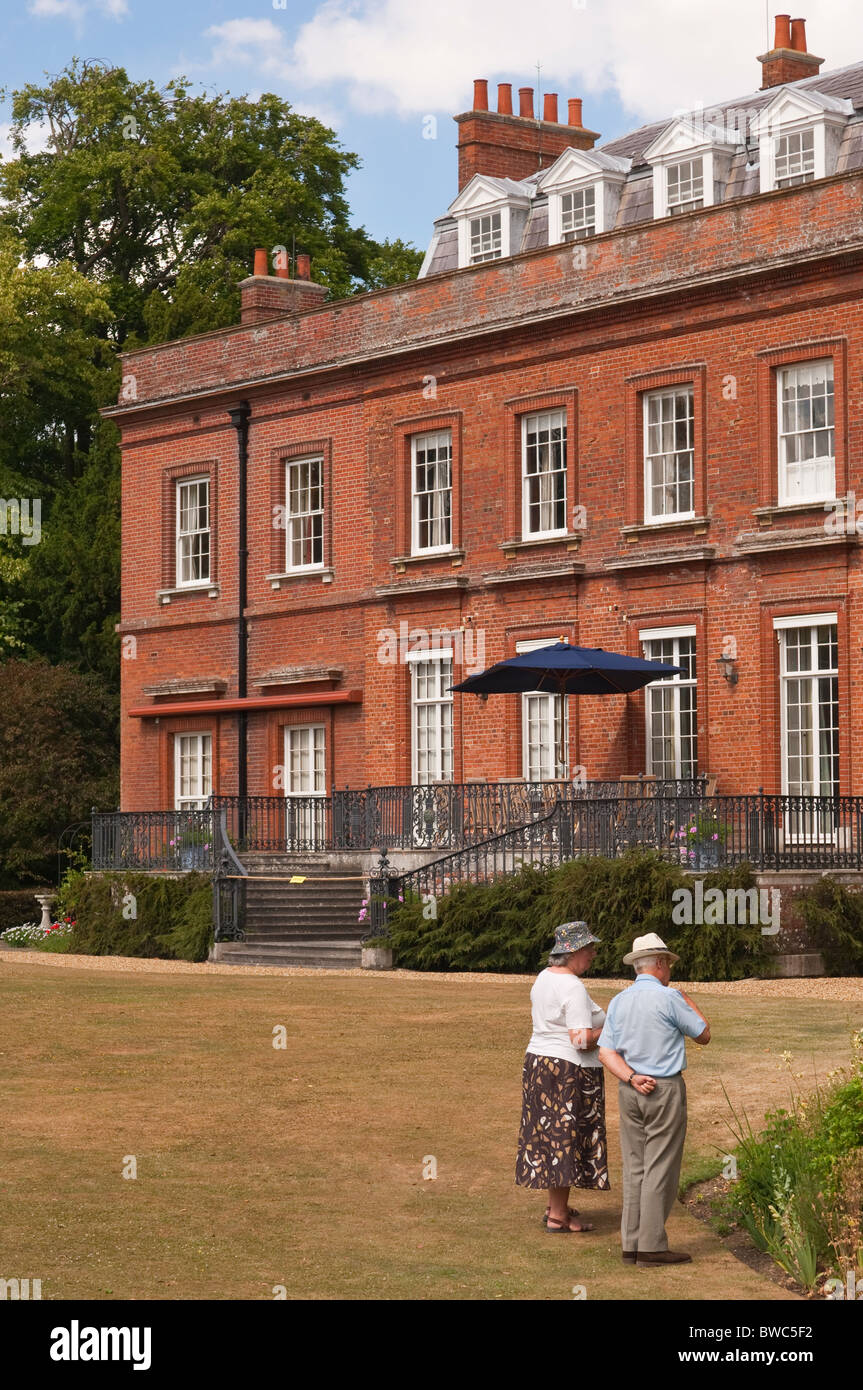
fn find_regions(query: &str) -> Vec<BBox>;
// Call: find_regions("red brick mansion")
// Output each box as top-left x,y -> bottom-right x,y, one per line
109,16 -> 863,819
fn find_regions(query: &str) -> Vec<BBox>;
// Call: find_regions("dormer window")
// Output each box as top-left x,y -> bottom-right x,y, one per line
469,212 -> 502,263
753,88 -> 852,194
774,129 -> 815,187
644,120 -> 738,221
450,174 -> 533,269
538,147 -> 629,246
560,187 -> 596,240
666,158 -> 704,215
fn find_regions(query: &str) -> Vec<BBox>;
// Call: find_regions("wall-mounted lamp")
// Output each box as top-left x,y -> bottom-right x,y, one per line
716,652 -> 739,685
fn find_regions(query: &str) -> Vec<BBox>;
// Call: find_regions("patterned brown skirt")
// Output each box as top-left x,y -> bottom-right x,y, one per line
515,1053 -> 610,1190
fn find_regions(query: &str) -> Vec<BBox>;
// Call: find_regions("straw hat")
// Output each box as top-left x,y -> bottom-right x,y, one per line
623,932 -> 680,966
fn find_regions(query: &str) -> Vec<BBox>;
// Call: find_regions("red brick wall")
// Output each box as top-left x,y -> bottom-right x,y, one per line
115,173 -> 863,808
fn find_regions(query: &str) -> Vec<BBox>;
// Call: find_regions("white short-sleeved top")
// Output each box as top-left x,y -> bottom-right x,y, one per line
526,969 -> 607,1067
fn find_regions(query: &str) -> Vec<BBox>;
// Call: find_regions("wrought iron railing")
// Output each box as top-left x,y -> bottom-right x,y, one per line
91,809 -> 214,872
91,788 -> 863,873
392,792 -> 863,902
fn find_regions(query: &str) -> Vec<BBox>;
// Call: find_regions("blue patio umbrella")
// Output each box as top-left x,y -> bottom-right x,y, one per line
451,641 -> 682,775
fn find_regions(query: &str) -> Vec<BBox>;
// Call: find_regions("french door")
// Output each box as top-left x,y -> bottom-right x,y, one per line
284,725 -> 327,849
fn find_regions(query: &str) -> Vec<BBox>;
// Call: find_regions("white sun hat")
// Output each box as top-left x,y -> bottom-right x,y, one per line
623,932 -> 680,966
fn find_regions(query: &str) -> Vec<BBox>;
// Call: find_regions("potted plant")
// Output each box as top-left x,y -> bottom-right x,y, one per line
169,826 -> 211,870
673,812 -> 726,869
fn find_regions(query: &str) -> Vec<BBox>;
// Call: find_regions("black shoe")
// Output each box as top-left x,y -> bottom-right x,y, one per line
636,1250 -> 692,1266
622,1250 -> 638,1265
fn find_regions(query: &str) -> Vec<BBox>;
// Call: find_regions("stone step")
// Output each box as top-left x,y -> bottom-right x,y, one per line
242,929 -> 367,944
216,942 -> 362,969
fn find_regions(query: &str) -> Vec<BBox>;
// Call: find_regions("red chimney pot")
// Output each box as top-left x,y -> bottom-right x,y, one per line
568,97 -> 583,128
774,13 -> 792,49
543,93 -> 559,123
253,247 -> 268,277
473,79 -> 489,111
296,253 -> 311,282
497,82 -> 513,115
519,87 -> 534,118
790,17 -> 807,52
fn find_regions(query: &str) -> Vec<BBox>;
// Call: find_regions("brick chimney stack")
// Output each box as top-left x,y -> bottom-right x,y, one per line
239,248 -> 327,324
758,14 -> 824,88
455,79 -> 600,191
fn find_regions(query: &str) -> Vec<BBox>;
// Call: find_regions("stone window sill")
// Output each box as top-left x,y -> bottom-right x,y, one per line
390,549 -> 466,574
753,500 -> 836,527
500,534 -> 583,557
266,568 -> 334,588
157,584 -> 220,605
620,516 -> 709,542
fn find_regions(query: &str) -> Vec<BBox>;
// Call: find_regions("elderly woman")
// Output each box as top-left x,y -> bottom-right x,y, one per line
515,921 -> 610,1232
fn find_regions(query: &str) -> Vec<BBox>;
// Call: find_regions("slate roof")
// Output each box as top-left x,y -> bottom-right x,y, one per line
420,60 -> 863,278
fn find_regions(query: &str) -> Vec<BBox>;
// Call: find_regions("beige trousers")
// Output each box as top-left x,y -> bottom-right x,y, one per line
617,1074 -> 687,1252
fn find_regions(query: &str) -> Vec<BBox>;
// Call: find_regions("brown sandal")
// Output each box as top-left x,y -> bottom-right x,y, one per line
546,1215 -> 595,1234
542,1205 -> 579,1226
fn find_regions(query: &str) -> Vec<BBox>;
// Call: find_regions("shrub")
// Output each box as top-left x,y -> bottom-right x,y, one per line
725,1031 -> 863,1288
386,850 -> 769,979
794,877 -> 863,976
58,871 -> 213,962
0,919 -> 74,951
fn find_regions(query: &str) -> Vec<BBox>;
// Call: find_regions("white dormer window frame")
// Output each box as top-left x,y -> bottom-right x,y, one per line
754,90 -> 852,195
539,148 -> 629,247
450,176 -> 533,269
644,119 -> 739,222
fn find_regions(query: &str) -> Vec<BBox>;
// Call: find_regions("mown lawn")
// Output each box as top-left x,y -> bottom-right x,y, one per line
0,960 -> 858,1300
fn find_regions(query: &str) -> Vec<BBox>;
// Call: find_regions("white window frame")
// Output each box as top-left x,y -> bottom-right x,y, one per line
665,157 -> 704,215
406,649 -> 454,785
516,638 -> 569,781
774,128 -> 815,188
774,616 -> 839,837
174,732 -> 212,810
468,211 -> 502,264
643,387 -> 695,523
521,409 -> 567,539
639,626 -> 697,780
411,430 -> 452,555
776,360 -> 835,506
175,476 -> 210,588
285,455 -> 324,572
283,724 -> 327,848
560,186 -> 596,241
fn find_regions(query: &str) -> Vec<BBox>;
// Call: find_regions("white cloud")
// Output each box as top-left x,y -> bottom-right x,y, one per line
0,121 -> 52,161
205,1 -> 856,127
28,0 -> 128,22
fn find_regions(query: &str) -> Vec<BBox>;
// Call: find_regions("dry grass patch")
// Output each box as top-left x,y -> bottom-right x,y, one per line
0,960 -> 858,1300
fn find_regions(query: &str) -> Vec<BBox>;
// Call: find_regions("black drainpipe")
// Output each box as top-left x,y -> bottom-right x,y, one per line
228,401 -> 251,839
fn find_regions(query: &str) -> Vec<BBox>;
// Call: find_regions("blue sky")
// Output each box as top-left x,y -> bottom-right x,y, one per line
1,1 -> 855,253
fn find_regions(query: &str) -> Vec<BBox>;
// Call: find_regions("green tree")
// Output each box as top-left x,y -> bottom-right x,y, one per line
0,658 -> 119,885
1,60 -> 422,348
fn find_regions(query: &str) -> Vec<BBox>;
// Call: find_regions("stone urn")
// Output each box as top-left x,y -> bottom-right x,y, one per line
34,892 -> 55,930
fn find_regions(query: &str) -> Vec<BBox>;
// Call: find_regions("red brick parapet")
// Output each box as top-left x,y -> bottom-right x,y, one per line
107,170 -> 863,418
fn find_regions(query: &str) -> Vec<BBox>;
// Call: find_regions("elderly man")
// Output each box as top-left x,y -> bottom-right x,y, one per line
598,932 -> 710,1267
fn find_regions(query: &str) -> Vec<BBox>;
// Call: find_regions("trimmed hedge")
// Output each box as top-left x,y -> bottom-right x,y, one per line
794,876 -> 863,976
57,871 -> 213,962
386,850 -> 770,979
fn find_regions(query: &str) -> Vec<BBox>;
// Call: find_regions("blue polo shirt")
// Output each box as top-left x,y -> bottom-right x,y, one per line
598,975 -> 707,1077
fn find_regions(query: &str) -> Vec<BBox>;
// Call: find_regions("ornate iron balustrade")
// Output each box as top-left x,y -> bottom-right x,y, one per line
91,809 -> 214,872
391,791 -> 863,903
92,787 -> 863,871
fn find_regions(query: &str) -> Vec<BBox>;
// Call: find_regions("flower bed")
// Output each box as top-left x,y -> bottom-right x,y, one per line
724,1031 -> 863,1293
0,918 -> 75,950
